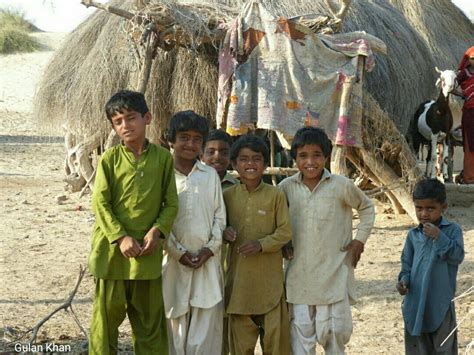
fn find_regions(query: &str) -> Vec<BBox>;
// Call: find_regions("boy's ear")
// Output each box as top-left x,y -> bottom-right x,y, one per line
144,112 -> 152,124
442,202 -> 448,211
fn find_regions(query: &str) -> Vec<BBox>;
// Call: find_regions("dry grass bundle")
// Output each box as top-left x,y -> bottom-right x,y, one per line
34,0 -> 473,143
361,94 -> 422,193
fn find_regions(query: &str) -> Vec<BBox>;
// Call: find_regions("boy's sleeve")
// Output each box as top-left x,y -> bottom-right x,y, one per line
344,179 -> 375,244
398,233 -> 414,286
205,171 -> 226,255
92,153 -> 127,244
434,224 -> 464,265
164,231 -> 187,260
259,190 -> 292,253
152,151 -> 178,238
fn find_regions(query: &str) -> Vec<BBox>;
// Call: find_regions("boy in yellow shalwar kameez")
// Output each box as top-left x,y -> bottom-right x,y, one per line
223,135 -> 292,355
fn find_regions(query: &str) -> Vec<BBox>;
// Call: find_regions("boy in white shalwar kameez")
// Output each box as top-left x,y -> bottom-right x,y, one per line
162,111 -> 226,355
279,127 -> 375,355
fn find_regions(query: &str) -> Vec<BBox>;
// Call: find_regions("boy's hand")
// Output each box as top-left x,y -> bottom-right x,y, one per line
282,241 -> 294,260
223,227 -> 237,243
238,241 -> 262,256
341,240 -> 364,268
396,281 -> 409,295
193,248 -> 214,268
179,251 -> 197,268
140,227 -> 161,256
423,223 -> 440,240
118,236 -> 142,258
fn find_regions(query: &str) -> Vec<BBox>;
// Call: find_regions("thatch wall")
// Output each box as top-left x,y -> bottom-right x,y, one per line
34,0 -> 474,142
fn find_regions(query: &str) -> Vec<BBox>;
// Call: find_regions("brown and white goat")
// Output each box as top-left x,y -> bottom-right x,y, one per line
408,68 -> 456,181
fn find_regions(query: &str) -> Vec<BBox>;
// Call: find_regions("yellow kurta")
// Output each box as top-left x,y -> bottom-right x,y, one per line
223,182 -> 292,315
88,141 -> 178,280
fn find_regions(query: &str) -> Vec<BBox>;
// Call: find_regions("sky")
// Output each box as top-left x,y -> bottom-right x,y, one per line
0,0 -> 473,33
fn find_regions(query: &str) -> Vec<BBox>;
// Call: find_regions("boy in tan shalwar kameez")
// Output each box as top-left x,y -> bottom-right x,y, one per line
223,135 -> 292,355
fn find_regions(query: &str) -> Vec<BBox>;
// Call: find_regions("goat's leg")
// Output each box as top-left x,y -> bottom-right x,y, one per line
441,137 -> 450,182
427,134 -> 438,178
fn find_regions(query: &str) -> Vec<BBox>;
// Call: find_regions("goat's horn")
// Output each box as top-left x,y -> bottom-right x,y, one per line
435,66 -> 442,73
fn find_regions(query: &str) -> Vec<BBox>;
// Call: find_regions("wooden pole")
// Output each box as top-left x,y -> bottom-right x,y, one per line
270,131 -> 278,186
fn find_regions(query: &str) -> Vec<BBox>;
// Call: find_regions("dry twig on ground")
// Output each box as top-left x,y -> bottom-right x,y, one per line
7,265 -> 88,345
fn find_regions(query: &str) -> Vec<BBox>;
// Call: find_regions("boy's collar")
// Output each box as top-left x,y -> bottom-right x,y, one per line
121,138 -> 150,151
294,168 -> 332,183
120,138 -> 150,155
238,179 -> 265,193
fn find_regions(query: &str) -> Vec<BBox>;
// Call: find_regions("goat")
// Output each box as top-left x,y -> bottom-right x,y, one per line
407,67 -> 456,182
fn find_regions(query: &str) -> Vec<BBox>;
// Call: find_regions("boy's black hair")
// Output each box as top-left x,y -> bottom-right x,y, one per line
206,129 -> 233,147
230,134 -> 270,164
412,179 -> 447,204
167,110 -> 209,143
105,90 -> 149,122
290,127 -> 332,159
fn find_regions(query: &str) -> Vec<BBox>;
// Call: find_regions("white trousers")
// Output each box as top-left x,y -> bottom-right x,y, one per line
290,295 -> 352,355
167,303 -> 223,355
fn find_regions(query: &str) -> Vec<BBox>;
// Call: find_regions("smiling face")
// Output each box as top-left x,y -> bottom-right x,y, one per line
202,140 -> 231,178
414,198 -> 446,225
110,109 -> 150,146
171,130 -> 204,162
295,144 -> 328,185
232,147 -> 266,184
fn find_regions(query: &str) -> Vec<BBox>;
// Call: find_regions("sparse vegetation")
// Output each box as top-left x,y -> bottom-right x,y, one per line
0,8 -> 41,54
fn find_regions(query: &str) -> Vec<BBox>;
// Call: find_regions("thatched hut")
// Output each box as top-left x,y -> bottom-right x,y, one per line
34,0 -> 474,219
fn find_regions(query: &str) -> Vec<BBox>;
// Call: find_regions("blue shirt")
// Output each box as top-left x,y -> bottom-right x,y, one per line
398,217 -> 464,336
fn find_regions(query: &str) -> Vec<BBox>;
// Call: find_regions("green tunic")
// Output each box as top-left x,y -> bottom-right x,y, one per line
88,141 -> 178,280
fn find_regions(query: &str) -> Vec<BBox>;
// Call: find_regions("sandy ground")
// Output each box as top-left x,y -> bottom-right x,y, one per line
0,33 -> 472,354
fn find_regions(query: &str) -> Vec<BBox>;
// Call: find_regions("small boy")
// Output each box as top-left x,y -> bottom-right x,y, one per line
162,111 -> 226,354
201,129 -> 238,355
397,179 -> 464,355
88,90 -> 178,354
202,129 -> 239,190
278,127 -> 375,354
223,134 -> 292,355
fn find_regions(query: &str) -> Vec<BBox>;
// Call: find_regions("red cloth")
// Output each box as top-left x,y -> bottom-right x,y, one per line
457,47 -> 474,109
462,108 -> 474,183
457,46 -> 474,72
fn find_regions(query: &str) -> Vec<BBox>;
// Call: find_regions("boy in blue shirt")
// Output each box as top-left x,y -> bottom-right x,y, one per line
397,179 -> 464,355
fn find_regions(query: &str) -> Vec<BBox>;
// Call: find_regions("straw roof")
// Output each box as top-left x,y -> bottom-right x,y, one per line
34,0 -> 474,142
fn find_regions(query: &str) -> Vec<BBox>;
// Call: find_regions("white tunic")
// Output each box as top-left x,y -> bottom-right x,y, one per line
279,170 -> 375,306
163,161 -> 226,318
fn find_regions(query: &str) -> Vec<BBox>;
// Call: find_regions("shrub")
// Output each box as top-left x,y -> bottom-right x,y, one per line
0,27 -> 40,54
0,9 -> 41,54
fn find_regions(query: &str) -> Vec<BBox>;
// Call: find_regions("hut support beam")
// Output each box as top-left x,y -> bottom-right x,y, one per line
347,147 -> 416,222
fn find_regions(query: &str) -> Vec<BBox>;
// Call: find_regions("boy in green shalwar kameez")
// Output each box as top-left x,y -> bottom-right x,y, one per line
88,90 -> 178,355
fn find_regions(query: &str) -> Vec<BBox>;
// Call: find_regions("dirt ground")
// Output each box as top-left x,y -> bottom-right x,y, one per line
0,33 -> 472,354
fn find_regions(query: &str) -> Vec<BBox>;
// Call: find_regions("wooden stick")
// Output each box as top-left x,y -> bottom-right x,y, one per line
270,131 -> 277,186
24,266 -> 87,345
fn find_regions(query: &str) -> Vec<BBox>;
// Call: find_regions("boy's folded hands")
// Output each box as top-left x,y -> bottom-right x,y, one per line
179,248 -> 214,268
237,240 -> 262,256
118,236 -> 143,258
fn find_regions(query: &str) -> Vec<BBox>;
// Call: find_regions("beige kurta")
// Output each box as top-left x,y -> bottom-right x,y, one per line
279,170 -> 375,305
163,161 -> 226,319
223,182 -> 292,315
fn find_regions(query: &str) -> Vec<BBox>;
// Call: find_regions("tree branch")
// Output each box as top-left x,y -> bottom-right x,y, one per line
18,266 -> 88,345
